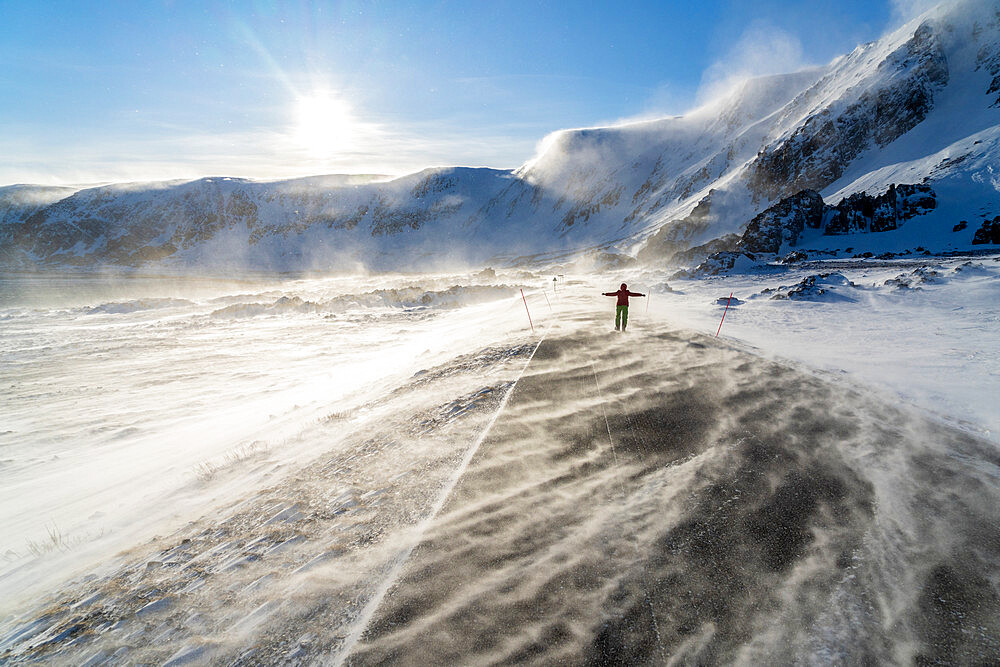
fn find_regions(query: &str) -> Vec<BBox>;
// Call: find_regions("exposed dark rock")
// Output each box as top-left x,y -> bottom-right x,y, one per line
763,273 -> 857,301
883,267 -> 941,289
976,12 -> 1000,107
779,251 -> 808,264
411,172 -> 457,198
560,184 -> 624,230
680,251 -> 763,278
736,190 -> 825,254
826,183 -> 936,235
972,217 -> 1000,244
685,183 -> 937,275
953,220 -> 967,232
0,169 -> 510,268
747,22 -> 948,201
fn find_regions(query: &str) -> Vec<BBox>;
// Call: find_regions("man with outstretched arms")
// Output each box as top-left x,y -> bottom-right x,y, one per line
602,283 -> 645,332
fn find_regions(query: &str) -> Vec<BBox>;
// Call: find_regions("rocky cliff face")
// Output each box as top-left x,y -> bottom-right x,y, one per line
2,0 -> 998,271
973,217 -> 1000,244
735,182 -> 938,253
975,6 -> 1000,106
735,191 -> 827,255
688,181 -> 943,275
746,23 -> 949,202
639,0 -> 1000,265
825,183 -> 937,235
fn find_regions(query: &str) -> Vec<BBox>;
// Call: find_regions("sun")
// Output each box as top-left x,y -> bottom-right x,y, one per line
293,90 -> 356,156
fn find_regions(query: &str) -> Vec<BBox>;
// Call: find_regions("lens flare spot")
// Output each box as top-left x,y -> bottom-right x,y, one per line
293,90 -> 356,156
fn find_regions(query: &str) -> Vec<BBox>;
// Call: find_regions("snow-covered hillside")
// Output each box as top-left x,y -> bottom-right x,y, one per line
639,0 -> 1000,265
0,185 -> 79,248
0,170 -> 516,272
1,0 -> 998,272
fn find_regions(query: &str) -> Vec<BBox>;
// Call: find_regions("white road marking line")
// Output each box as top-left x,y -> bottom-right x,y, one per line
334,333 -> 547,665
590,359 -> 666,658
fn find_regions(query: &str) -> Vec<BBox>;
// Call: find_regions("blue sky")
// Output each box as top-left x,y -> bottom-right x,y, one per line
0,1 -> 927,185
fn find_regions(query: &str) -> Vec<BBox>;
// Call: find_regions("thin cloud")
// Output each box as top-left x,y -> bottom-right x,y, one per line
0,119 -> 534,186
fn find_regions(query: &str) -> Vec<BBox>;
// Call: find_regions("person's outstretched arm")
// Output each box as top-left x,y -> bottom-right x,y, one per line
602,292 -> 615,296
628,291 -> 645,297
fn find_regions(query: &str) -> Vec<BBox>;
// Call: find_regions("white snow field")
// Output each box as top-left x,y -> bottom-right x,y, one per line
1,255 -> 998,663
0,271 -> 539,606
645,254 -> 1000,443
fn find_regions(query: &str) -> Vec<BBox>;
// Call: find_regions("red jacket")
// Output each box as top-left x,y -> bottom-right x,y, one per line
604,289 -> 644,306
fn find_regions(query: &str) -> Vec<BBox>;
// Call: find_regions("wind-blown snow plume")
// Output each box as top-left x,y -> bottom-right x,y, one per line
698,20 -> 811,104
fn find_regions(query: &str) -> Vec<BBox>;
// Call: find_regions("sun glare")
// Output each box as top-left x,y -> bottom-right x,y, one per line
293,90 -> 356,156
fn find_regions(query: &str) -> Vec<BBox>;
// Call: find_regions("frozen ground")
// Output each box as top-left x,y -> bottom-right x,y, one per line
641,253 -> 1000,444
0,256 -> 998,663
0,271 -> 539,610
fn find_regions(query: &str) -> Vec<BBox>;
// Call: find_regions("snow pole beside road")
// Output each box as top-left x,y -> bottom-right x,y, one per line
716,292 -> 733,337
521,289 -> 534,332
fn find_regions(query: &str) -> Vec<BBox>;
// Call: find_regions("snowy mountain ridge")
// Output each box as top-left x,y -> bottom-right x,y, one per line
2,0 -> 998,272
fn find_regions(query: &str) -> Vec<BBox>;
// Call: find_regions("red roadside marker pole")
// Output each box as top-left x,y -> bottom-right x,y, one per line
716,292 -> 733,337
521,289 -> 534,332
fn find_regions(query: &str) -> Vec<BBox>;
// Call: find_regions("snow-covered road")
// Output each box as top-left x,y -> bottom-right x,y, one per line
2,265 -> 998,663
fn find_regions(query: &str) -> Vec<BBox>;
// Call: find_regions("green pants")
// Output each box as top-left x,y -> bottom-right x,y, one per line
615,305 -> 629,330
